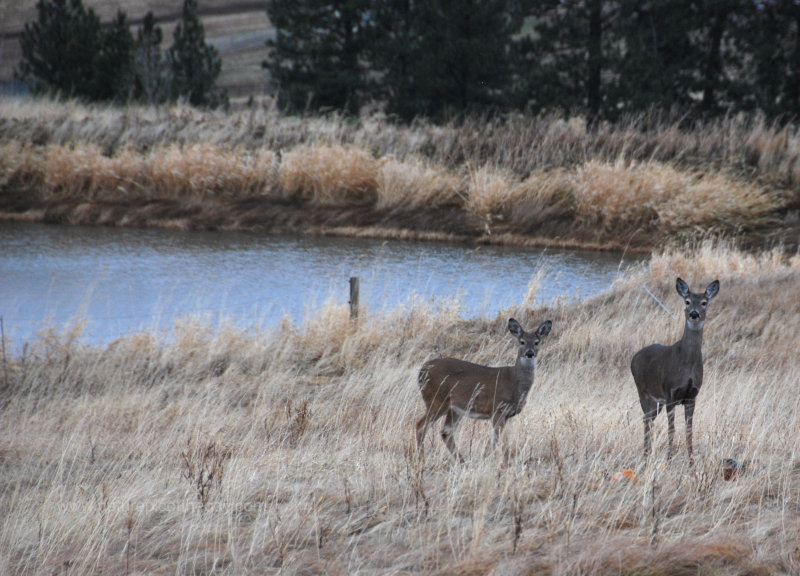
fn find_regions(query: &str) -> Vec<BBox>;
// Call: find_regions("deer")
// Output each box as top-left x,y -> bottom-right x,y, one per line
416,318 -> 552,462
631,277 -> 720,463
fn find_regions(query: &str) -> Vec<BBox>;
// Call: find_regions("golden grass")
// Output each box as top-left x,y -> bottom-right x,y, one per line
0,98 -> 796,249
1,244 -> 799,574
572,160 -> 779,236
279,144 -> 378,207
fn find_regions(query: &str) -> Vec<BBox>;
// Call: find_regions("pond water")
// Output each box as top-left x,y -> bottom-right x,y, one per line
0,221 -> 643,349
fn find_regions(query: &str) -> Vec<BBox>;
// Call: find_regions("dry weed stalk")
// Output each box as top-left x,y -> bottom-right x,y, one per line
180,436 -> 231,511
284,399 -> 311,447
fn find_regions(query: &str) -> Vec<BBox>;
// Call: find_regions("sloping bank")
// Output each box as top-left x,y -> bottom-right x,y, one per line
0,140 -> 789,252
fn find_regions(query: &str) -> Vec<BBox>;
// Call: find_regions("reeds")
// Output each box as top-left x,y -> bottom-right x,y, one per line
1,244 -> 798,574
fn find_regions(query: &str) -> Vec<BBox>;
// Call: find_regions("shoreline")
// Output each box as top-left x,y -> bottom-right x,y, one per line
0,194 -> 794,255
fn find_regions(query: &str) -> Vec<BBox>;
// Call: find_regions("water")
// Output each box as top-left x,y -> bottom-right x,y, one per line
0,221 -> 642,348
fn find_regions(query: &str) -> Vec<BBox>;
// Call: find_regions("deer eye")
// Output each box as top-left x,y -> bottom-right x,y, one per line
684,299 -> 691,306
519,340 -> 526,346
701,301 -> 707,307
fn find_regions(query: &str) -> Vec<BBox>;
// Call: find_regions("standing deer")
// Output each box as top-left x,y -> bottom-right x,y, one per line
631,278 -> 720,462
416,318 -> 552,462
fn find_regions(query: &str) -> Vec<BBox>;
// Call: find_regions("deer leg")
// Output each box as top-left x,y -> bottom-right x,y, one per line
666,404 -> 676,459
441,409 -> 465,463
642,403 -> 658,459
416,404 -> 447,458
487,412 -> 507,454
684,401 -> 695,465
644,417 -> 653,458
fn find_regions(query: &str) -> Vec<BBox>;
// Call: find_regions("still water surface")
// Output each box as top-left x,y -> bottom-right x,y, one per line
0,222 -> 643,348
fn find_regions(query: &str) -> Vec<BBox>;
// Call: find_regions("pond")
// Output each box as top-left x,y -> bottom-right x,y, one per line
0,221 -> 643,349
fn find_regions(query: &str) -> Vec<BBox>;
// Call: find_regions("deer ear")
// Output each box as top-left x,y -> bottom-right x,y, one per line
705,280 -> 720,300
508,318 -> 523,339
537,320 -> 552,338
676,278 -> 690,298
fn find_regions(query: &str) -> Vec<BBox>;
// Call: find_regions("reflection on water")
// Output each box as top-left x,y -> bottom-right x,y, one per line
0,221 -> 643,347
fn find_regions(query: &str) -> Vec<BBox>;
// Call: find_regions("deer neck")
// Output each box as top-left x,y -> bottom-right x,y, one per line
678,320 -> 704,361
513,357 -> 536,392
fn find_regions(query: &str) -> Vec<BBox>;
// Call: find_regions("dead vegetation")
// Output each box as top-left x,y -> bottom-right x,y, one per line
1,243 -> 799,574
1,98 -> 797,250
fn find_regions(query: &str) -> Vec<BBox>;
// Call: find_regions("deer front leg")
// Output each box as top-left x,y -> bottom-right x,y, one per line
488,411 -> 507,453
643,414 -> 654,458
684,401 -> 695,465
641,400 -> 659,459
666,404 -> 676,459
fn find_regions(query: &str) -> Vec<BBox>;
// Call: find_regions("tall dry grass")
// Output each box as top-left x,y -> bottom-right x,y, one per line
1,244 -> 799,574
1,97 -> 798,248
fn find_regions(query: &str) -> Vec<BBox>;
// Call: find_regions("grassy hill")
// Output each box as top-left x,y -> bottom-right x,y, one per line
0,0 -> 273,97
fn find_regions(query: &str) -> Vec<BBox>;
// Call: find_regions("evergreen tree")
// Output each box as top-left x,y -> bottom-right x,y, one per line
369,0 -> 418,119
167,0 -> 226,108
16,0 -> 103,99
398,0 -> 522,120
737,1 -> 800,117
264,0 -> 373,115
134,12 -> 169,105
613,1 -> 753,119
94,10 -> 136,102
515,0 -> 622,120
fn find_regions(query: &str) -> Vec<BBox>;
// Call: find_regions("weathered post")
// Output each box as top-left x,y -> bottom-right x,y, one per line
1,316 -> 7,386
349,277 -> 360,322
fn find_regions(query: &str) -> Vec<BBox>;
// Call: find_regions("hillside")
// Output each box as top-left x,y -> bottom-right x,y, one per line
0,0 -> 272,97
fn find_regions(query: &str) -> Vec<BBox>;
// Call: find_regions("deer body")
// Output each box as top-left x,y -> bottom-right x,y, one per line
631,278 -> 719,461
416,318 -> 552,462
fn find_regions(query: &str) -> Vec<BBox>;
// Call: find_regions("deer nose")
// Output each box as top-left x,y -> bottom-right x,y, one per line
689,310 -> 700,319
525,350 -> 535,358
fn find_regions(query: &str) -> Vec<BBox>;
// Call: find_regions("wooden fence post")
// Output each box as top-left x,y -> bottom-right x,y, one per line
349,277 -> 360,322
1,316 -> 7,386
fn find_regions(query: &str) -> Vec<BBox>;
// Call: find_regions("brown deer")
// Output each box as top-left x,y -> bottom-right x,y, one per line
631,278 -> 720,462
416,318 -> 552,462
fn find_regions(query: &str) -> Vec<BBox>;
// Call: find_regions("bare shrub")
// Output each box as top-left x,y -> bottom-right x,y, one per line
180,436 -> 231,511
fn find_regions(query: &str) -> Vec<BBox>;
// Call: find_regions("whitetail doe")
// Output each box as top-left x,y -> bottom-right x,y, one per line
631,278 -> 720,462
416,318 -> 552,462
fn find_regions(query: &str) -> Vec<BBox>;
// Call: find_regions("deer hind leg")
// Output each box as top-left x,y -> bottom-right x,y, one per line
416,403 -> 448,458
441,409 -> 465,463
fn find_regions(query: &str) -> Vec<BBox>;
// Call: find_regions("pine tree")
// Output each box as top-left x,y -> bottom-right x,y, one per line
94,10 -> 136,102
402,0 -> 522,120
16,0 -> 103,99
167,0 -> 226,108
370,0 -> 421,120
515,0 -> 622,120
134,12 -> 168,105
264,0 -> 372,115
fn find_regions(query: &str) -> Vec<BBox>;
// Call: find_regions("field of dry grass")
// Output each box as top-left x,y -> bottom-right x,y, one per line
1,98 -> 798,252
1,243 -> 799,574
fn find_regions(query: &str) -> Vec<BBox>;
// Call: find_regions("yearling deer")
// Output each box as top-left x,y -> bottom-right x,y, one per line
631,278 -> 720,462
416,318 -> 552,462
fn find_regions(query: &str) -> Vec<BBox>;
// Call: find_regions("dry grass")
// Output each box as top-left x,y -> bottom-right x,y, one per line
1,98 -> 798,248
1,244 -> 799,574
279,145 -> 378,207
